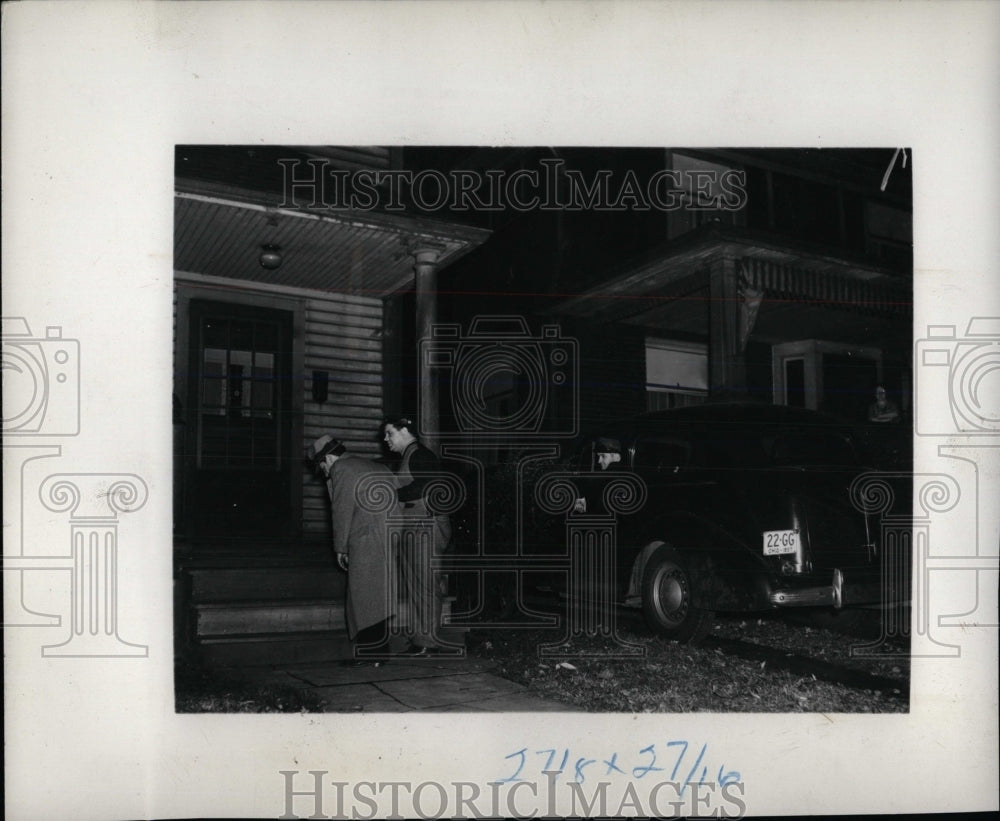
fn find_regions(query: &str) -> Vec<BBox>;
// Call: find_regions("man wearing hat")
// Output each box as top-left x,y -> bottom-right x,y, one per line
595,437 -> 624,471
310,434 -> 398,661
573,437 -> 626,514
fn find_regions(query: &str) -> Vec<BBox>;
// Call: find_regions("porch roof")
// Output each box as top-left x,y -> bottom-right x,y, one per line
551,223 -> 912,347
174,179 -> 490,297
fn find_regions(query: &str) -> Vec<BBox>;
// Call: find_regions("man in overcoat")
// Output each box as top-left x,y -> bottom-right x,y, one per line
310,434 -> 398,660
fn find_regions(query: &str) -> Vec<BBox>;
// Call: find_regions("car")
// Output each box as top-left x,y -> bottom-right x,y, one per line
545,403 -> 909,642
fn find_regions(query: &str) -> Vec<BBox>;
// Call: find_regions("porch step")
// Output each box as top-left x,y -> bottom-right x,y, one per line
196,600 -> 467,668
198,624 -> 468,668
189,567 -> 346,602
196,599 -> 346,636
198,630 -> 355,667
178,541 -> 466,667
195,597 -> 464,638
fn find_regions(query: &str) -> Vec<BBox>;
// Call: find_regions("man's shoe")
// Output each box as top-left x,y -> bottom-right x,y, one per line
401,644 -> 464,658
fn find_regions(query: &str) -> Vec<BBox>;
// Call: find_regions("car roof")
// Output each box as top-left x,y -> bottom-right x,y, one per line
606,402 -> 853,435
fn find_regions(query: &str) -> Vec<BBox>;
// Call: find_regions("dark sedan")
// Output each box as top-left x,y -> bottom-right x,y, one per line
553,403 -> 908,641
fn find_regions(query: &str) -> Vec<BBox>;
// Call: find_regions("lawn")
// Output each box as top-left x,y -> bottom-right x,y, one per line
175,663 -> 326,713
466,614 -> 909,713
174,612 -> 909,714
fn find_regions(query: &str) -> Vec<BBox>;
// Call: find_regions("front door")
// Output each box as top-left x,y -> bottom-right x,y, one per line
185,300 -> 294,538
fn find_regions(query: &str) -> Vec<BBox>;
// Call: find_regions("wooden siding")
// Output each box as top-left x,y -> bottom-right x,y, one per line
174,272 -> 385,539
301,295 -> 386,538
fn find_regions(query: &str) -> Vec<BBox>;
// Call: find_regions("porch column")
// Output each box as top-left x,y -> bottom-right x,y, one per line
708,255 -> 747,398
411,243 -> 445,454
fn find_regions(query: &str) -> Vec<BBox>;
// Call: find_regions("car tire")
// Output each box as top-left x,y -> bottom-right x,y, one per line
641,546 -> 713,643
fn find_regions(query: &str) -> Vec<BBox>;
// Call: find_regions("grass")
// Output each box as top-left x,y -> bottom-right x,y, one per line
466,616 -> 909,713
173,611 -> 909,714
175,663 -> 326,713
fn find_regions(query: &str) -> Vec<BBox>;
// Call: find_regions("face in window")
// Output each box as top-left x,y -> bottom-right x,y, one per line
597,452 -> 621,471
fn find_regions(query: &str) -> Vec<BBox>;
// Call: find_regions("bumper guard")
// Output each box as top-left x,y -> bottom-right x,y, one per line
768,569 -> 845,608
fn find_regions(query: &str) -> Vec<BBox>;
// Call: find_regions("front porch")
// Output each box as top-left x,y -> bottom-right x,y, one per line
174,538 -> 465,668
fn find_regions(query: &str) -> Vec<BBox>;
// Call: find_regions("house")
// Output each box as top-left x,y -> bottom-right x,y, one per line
173,146 -> 488,664
552,149 -> 913,429
173,146 -> 912,666
416,147 -> 912,460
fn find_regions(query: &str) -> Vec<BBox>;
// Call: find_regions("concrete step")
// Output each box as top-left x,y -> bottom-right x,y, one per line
188,566 -> 346,602
195,597 -> 463,638
199,630 -> 355,667
196,599 -> 346,636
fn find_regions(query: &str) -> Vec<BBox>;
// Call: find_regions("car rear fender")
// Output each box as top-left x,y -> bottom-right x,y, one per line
627,516 -> 757,611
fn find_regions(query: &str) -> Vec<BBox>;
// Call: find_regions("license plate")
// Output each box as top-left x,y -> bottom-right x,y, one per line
763,529 -> 800,555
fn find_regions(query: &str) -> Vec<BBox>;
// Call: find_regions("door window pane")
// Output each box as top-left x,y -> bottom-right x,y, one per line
198,313 -> 283,468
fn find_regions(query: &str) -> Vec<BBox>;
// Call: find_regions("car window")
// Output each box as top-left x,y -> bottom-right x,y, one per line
573,433 -> 637,472
693,429 -> 769,468
767,430 -> 859,466
634,437 -> 692,472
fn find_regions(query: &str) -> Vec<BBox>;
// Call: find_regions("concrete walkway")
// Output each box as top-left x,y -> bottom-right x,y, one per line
236,655 -> 577,712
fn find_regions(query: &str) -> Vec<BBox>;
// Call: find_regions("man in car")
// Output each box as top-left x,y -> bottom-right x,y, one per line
573,437 -> 627,514
595,437 -> 624,471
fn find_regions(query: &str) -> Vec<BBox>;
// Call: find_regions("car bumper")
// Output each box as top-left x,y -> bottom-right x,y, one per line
766,569 -> 887,609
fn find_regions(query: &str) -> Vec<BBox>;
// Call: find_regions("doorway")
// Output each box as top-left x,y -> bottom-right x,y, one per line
184,300 -> 295,538
772,339 -> 882,422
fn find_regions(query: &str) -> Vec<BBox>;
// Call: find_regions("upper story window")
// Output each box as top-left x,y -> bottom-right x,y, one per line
740,156 -> 912,272
666,153 -> 747,239
865,202 -> 912,268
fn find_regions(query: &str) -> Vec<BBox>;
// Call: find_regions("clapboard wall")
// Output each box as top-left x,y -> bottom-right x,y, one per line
173,271 -> 385,540
300,290 -> 385,538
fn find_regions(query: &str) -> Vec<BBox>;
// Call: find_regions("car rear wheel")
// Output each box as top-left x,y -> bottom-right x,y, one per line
641,547 -> 713,643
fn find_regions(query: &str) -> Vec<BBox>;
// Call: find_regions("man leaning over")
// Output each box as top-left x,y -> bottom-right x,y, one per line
310,434 -> 397,664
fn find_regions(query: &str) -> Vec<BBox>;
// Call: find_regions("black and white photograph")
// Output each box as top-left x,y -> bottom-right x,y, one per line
4,2 -> 998,820
172,146 -> 915,718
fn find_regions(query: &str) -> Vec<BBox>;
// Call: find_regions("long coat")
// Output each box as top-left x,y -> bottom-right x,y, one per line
326,454 -> 398,639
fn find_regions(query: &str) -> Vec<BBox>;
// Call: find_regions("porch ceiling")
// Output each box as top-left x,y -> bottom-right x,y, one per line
554,225 -> 911,346
174,182 -> 490,297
